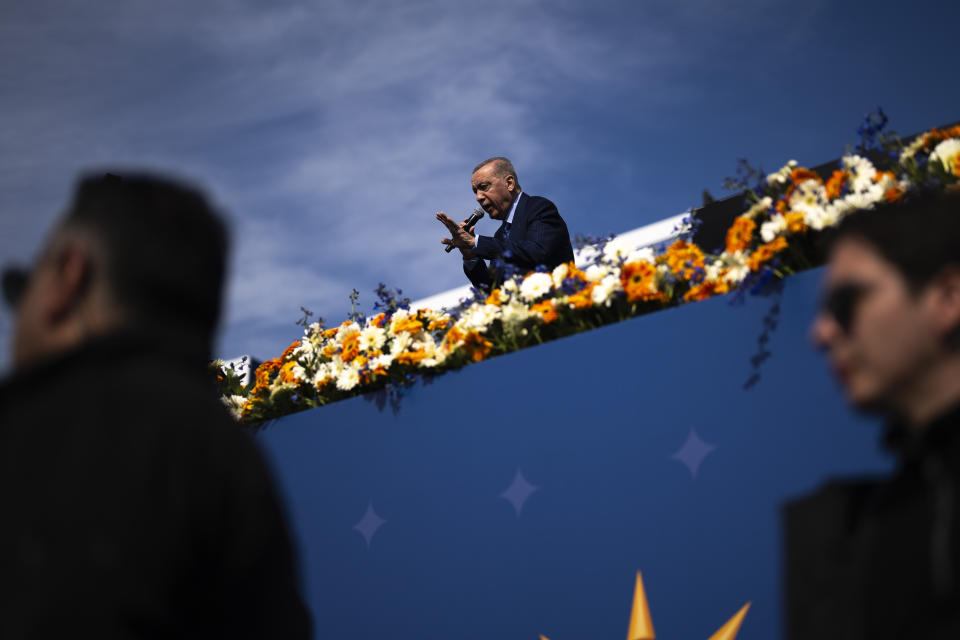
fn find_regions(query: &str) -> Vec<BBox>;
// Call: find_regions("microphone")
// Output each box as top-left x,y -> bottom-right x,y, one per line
444,207 -> 485,253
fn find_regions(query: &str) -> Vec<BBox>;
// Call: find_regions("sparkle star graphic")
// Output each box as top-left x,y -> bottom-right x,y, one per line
500,468 -> 539,517
353,501 -> 386,549
670,428 -> 716,480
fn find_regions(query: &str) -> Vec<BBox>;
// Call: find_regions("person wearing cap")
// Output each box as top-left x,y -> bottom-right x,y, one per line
0,173 -> 311,637
784,190 -> 960,639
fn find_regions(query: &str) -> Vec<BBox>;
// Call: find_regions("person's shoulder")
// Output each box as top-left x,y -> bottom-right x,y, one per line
523,194 -> 559,216
783,476 -> 884,529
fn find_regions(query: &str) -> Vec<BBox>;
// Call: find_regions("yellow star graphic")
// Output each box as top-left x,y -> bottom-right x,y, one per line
541,570 -> 751,640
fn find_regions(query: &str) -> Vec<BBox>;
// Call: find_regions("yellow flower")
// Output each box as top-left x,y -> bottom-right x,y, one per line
427,315 -> 451,331
485,289 -> 503,306
784,212 -> 807,234
395,349 -> 429,366
340,332 -> 361,363
391,316 -> 423,334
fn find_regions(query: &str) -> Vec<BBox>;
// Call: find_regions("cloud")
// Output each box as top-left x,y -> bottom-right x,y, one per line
7,0 -> 947,368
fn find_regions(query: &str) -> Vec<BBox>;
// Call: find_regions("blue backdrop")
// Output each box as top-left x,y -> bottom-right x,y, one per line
256,268 -> 892,639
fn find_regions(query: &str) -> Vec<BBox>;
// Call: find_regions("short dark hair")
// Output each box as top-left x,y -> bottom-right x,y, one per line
830,189 -> 960,291
65,172 -> 228,345
473,157 -> 522,190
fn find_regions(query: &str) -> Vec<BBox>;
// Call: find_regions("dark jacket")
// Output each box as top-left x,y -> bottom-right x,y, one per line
464,192 -> 575,290
783,404 -> 960,639
0,331 -> 311,639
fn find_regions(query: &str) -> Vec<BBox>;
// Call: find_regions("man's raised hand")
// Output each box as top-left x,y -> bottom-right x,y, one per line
435,211 -> 476,258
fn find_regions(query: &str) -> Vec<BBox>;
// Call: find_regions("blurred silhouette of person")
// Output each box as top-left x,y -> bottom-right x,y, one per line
784,190 -> 960,639
0,172 -> 311,638
436,157 -> 574,290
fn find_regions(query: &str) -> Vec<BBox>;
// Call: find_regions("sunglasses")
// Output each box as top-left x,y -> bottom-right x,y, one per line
1,267 -> 29,309
820,282 -> 874,333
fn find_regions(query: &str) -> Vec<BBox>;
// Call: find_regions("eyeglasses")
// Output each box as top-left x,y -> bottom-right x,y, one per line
820,282 -> 874,333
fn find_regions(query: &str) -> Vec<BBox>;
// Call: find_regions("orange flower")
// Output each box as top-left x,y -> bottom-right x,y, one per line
443,325 -> 464,347
825,170 -> 847,200
252,358 -> 282,392
340,333 -> 361,363
790,167 -> 822,184
885,187 -> 905,203
370,313 -> 387,328
322,327 -> 339,339
684,279 -> 729,302
485,289 -> 503,306
747,237 -> 789,271
462,332 -> 493,362
621,260 -> 666,303
240,396 -> 265,421
785,167 -> 823,200
391,316 -> 423,334
566,263 -> 588,283
567,283 -> 596,309
725,217 -> 756,254
784,212 -> 807,234
873,170 -> 897,184
395,349 -> 429,366
279,360 -> 302,384
427,316 -> 451,331
531,300 -> 558,323
280,340 -> 300,360
775,199 -> 788,214
664,240 -> 706,280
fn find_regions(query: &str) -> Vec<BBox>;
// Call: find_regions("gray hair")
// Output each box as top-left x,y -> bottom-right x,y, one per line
473,157 -> 521,190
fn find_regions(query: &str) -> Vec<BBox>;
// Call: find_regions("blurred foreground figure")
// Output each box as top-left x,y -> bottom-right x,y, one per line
0,173 -> 311,638
785,191 -> 960,639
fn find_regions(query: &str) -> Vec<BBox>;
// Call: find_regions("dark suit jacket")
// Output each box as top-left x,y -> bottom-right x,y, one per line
0,331 -> 312,638
464,192 -> 575,290
783,404 -> 960,639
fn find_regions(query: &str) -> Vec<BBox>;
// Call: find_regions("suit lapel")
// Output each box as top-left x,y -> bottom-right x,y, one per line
506,192 -> 529,240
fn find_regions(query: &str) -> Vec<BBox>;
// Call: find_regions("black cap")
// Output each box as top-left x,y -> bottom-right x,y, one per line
1,266 -> 28,309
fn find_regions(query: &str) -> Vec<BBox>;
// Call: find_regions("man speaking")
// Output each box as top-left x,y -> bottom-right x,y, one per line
436,157 -> 574,290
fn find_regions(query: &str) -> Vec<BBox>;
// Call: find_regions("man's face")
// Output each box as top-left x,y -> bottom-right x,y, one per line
471,164 -> 517,220
810,237 -> 942,413
11,242 -> 58,369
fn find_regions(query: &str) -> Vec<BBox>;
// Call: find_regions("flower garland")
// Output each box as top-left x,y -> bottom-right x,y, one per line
223,117 -> 960,424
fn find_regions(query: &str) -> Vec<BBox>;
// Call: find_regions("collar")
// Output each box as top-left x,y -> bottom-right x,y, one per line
884,401 -> 960,464
505,191 -> 523,225
0,329 -> 211,398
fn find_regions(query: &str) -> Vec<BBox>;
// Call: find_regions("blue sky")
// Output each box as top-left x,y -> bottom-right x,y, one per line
1,0 -> 957,369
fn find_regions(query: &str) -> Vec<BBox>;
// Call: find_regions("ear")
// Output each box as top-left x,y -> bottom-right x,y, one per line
45,241 -> 93,323
928,266 -> 960,338
504,173 -> 516,192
